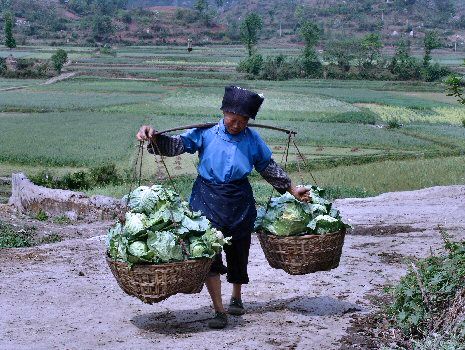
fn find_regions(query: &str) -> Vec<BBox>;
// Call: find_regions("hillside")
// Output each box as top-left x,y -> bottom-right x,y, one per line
1,0 -> 465,48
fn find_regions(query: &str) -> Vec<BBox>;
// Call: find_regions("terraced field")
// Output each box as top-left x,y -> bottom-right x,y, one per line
1,45 -> 464,202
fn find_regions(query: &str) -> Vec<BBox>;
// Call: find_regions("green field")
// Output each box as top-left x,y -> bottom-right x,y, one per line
1,45 -> 464,203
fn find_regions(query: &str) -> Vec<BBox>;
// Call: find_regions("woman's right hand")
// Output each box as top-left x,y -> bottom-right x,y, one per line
136,125 -> 156,141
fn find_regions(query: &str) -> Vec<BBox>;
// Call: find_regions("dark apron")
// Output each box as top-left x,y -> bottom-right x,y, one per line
189,175 -> 256,240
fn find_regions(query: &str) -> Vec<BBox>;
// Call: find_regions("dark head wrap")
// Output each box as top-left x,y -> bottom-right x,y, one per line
220,86 -> 264,119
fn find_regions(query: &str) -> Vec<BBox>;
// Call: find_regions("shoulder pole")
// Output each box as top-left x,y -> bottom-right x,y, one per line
153,122 -> 297,136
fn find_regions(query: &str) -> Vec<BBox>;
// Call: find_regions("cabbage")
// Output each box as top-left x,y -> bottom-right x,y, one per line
266,201 -> 310,236
107,185 -> 230,266
188,228 -> 230,259
123,212 -> 149,241
255,185 -> 349,236
147,231 -> 183,263
125,186 -> 159,214
128,241 -> 155,263
307,215 -> 345,235
189,238 -> 208,258
107,222 -> 122,257
181,215 -> 210,232
108,222 -> 126,261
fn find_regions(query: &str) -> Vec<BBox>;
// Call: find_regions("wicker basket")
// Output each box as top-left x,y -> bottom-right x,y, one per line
106,256 -> 213,304
257,228 -> 346,275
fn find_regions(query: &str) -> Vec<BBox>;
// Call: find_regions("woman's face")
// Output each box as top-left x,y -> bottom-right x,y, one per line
223,112 -> 249,135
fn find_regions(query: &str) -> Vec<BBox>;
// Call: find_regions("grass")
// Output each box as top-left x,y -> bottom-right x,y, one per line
0,78 -> 43,89
360,104 -> 465,125
35,210 -> 48,221
402,124 -> 465,149
0,112 -> 142,166
0,89 -> 162,112
303,155 -> 465,195
32,77 -> 169,94
0,219 -> 62,248
0,220 -> 35,248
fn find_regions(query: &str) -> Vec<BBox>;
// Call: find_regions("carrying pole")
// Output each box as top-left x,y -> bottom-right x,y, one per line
153,122 -> 297,136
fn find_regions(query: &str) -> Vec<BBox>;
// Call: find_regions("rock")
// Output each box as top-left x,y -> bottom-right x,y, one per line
8,173 -> 124,222
65,211 -> 78,222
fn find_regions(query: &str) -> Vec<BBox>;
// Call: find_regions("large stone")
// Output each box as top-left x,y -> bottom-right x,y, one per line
8,173 -> 123,221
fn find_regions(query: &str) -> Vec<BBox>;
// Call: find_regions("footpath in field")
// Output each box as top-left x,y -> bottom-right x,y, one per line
0,185 -> 464,350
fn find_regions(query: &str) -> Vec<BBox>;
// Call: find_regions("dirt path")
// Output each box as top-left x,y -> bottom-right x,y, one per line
41,71 -> 78,85
1,185 -> 464,350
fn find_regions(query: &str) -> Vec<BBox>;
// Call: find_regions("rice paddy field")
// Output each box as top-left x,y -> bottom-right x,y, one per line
1,45 -> 464,203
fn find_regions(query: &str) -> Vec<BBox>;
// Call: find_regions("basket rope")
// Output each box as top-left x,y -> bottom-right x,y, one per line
263,132 -> 319,218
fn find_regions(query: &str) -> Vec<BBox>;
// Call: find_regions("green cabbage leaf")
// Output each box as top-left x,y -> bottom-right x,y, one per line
107,185 -> 230,266
255,185 -> 349,236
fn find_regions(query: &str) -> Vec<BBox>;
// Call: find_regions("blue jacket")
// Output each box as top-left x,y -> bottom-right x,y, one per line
180,118 -> 272,184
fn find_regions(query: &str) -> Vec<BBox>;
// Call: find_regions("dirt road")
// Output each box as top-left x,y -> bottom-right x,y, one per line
1,185 -> 464,350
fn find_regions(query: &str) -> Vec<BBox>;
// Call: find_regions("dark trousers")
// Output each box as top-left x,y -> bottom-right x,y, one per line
209,234 -> 252,284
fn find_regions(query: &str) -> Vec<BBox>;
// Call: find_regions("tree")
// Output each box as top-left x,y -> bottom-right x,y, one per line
324,39 -> 360,72
299,21 -> 322,77
423,31 -> 441,67
194,0 -> 214,27
4,12 -> 16,49
360,33 -> 383,67
51,49 -> 68,74
92,15 -> 114,40
445,74 -> 465,105
300,21 -> 320,50
389,39 -> 421,80
240,13 -> 263,57
194,0 -> 208,16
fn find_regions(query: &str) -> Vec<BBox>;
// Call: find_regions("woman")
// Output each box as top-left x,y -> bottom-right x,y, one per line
136,86 -> 310,329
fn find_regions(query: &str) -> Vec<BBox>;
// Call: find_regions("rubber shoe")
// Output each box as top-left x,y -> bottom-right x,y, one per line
208,312 -> 228,329
228,297 -> 245,316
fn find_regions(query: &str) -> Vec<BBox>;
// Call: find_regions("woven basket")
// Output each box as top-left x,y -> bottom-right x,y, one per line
106,256 -> 213,304
257,228 -> 346,275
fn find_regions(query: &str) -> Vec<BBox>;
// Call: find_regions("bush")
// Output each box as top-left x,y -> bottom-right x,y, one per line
61,171 -> 91,190
237,53 -> 263,77
387,119 -> 402,129
89,163 -> 120,186
0,58 -> 6,74
260,55 -> 301,80
325,64 -> 357,80
30,163 -> 121,191
390,55 -> 422,80
100,45 -> 116,56
301,53 -> 323,78
0,58 -> 53,79
422,63 -> 450,82
51,49 -> 68,73
388,234 -> 465,336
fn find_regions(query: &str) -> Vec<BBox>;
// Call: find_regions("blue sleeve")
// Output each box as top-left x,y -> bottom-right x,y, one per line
252,131 -> 272,172
180,128 -> 203,154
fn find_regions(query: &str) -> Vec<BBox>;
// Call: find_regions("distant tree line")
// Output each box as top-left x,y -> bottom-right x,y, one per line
237,12 -> 450,82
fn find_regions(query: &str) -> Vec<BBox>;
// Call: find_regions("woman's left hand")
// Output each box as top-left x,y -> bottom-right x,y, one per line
288,185 -> 311,202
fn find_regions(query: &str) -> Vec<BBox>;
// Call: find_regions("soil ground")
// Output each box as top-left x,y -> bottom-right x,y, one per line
1,185 -> 464,350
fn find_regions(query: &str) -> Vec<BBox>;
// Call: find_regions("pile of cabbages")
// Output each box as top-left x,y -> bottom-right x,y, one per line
255,185 -> 350,236
107,185 -> 230,266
